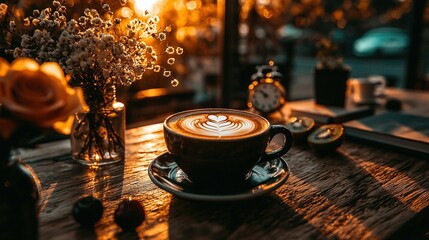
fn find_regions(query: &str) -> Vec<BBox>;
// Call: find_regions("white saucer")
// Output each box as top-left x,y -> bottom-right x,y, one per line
148,152 -> 290,202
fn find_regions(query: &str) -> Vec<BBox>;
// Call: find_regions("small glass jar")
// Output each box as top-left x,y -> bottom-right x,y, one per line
71,83 -> 126,166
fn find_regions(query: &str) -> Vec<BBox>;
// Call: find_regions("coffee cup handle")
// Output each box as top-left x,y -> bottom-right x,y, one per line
259,125 -> 293,163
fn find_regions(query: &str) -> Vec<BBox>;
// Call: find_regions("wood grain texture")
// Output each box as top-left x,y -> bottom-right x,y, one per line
28,122 -> 429,240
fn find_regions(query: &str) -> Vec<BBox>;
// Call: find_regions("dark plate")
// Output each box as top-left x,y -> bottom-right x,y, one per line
148,152 -> 290,202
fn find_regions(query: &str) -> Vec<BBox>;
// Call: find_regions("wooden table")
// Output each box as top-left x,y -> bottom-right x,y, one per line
27,89 -> 429,240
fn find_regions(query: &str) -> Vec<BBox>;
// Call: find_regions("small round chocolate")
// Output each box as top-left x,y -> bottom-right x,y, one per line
72,196 -> 104,227
114,198 -> 145,231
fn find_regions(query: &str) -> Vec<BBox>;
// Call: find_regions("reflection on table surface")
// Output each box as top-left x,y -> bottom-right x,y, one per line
27,88 -> 429,240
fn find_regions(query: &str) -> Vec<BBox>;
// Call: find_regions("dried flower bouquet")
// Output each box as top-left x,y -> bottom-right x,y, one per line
1,0 -> 182,164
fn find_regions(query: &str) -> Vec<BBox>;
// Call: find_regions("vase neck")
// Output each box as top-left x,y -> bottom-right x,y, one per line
83,82 -> 117,111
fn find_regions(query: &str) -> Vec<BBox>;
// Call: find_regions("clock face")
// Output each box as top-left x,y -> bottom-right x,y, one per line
248,81 -> 286,113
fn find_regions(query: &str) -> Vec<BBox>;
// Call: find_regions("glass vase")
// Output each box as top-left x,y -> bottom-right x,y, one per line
71,84 -> 126,166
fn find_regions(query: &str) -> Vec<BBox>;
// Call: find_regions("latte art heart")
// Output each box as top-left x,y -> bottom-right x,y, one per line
179,114 -> 257,138
207,115 -> 227,122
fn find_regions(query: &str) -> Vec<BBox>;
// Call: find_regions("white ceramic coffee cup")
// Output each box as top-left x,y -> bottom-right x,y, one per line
348,76 -> 386,104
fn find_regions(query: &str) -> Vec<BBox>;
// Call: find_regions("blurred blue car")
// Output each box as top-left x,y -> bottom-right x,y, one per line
353,27 -> 409,57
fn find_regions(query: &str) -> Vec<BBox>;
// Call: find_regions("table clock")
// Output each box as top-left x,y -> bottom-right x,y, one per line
247,63 -> 286,115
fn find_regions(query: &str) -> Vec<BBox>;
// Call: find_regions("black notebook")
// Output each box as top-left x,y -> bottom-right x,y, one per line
289,100 -> 374,124
343,112 -> 429,156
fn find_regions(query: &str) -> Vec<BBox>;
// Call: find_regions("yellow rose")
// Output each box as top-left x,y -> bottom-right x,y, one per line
0,58 -> 86,135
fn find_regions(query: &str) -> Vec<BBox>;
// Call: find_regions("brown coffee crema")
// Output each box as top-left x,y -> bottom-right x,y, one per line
166,111 -> 269,139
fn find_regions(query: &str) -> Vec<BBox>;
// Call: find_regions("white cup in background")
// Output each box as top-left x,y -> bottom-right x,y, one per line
348,76 -> 386,104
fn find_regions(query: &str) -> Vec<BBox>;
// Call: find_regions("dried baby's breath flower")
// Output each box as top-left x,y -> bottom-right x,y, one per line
102,4 -> 110,12
0,4 -> 7,21
163,71 -> 171,77
171,79 -> 179,87
23,18 -> 30,26
166,46 -> 175,54
159,32 -> 166,41
0,3 -> 7,12
176,47 -> 184,55
167,58 -> 175,65
32,18 -> 40,26
146,63 -> 154,70
90,17 -> 102,25
53,1 -> 61,8
79,16 -> 86,23
32,9 -> 40,17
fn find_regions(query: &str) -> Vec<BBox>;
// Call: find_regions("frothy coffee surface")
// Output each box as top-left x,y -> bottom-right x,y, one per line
166,110 -> 268,139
